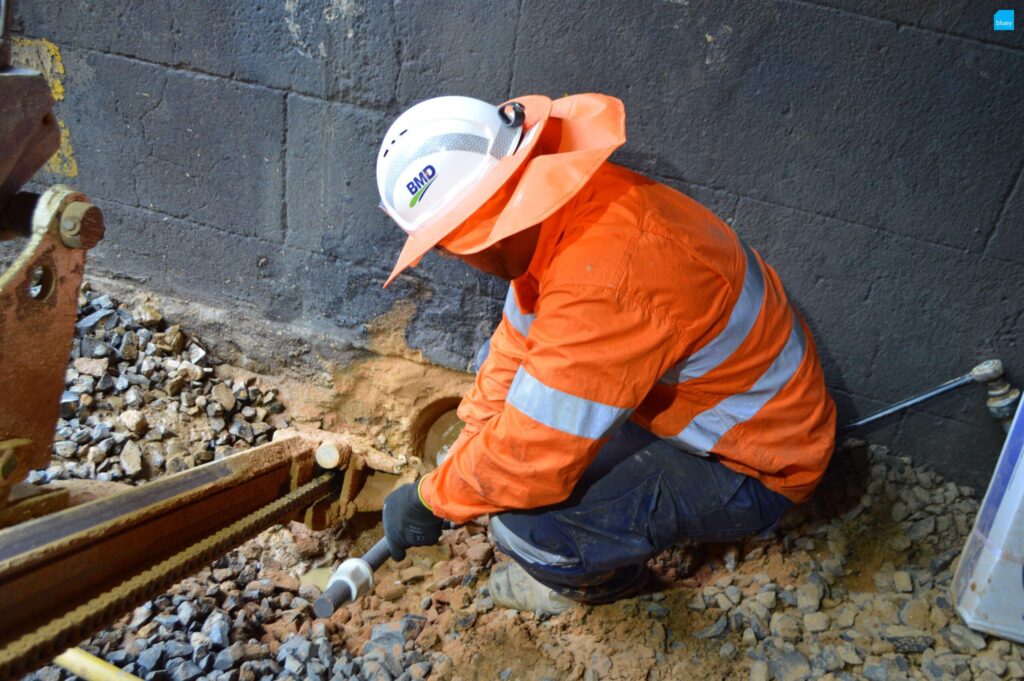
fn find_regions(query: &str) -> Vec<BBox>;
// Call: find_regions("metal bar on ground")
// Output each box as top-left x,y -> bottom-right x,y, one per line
0,470 -> 338,679
0,435 -> 335,677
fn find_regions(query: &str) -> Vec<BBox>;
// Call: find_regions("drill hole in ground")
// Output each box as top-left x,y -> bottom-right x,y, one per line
419,404 -> 464,471
408,396 -> 464,471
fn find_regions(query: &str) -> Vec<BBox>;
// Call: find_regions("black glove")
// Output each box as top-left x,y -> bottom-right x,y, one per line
382,481 -> 444,561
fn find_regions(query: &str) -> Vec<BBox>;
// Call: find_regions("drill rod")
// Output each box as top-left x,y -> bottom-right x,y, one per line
312,537 -> 391,618
841,360 -> 1003,433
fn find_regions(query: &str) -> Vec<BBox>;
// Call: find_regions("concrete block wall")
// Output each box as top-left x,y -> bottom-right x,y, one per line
11,1 -> 1024,487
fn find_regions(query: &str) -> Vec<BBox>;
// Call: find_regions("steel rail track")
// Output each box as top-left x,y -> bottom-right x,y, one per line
0,472 -> 338,679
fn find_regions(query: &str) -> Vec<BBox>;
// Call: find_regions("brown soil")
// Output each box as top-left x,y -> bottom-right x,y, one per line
219,300 -> 473,459
833,509 -> 904,594
319,530 -> 796,680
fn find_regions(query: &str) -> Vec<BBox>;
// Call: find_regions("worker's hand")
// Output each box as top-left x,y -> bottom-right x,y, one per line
382,481 -> 444,561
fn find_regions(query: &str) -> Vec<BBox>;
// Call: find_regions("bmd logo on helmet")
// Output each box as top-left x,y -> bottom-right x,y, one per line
406,165 -> 437,208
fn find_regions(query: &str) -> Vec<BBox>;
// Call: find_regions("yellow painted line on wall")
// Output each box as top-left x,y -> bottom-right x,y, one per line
11,36 -> 78,178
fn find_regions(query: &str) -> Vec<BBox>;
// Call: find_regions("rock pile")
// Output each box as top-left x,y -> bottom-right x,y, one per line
27,435 -> 1018,681
27,525 -> 434,681
720,441 -> 1011,681
34,286 -> 287,485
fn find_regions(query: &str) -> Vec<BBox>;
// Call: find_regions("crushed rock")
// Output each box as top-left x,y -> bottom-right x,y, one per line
31,285 -> 288,488
20,288 -> 1021,681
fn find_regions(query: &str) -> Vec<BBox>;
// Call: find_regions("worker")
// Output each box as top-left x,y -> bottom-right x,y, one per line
376,94 -> 836,613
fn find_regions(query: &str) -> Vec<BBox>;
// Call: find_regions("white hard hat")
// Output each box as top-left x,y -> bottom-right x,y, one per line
376,96 -> 525,236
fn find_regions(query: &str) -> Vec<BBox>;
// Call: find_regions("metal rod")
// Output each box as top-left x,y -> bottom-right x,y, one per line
314,580 -> 353,618
842,374 -> 974,432
312,538 -> 391,618
362,536 -> 391,571
842,360 -> 1006,433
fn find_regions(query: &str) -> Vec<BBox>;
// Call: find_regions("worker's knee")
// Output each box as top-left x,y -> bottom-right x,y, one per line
490,513 -> 633,599
490,513 -> 582,574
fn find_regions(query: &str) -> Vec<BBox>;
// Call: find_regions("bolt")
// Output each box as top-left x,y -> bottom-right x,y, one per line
59,201 -> 105,250
971,359 -> 1004,383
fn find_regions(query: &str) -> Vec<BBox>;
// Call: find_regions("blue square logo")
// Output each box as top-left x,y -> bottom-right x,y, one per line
994,9 -> 1014,30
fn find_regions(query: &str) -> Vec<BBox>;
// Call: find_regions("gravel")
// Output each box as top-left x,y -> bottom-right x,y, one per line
20,287 -> 1024,681
32,285 -> 287,488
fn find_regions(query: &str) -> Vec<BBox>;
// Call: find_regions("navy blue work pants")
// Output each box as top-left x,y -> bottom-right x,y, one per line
489,421 -> 793,596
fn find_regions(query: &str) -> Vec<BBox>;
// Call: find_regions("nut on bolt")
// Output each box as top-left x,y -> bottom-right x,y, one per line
970,359 -> 1004,383
59,201 -> 105,250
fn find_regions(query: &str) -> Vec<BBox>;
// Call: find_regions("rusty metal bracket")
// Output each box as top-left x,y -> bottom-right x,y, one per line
0,185 -> 105,506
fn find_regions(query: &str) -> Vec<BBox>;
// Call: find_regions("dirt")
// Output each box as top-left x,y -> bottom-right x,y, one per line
318,526 -> 758,680
283,438 -> 994,681
223,300 -> 473,458
325,301 -> 472,456
832,509 -> 906,594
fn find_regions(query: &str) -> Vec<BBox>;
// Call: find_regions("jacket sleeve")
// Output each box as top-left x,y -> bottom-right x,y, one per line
420,284 -> 684,523
455,291 -> 529,436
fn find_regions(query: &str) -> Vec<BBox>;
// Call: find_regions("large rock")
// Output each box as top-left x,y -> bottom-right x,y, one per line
73,357 -> 109,377
200,611 -> 230,648
212,383 -> 236,412
944,624 -> 987,654
119,440 -> 143,477
770,613 -> 801,642
880,624 -> 935,653
769,652 -> 811,681
120,410 -> 149,436
133,303 -> 164,327
797,579 -> 825,613
694,615 -> 728,640
803,612 -> 830,634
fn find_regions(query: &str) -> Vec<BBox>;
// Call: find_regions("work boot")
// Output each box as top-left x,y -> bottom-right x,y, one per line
488,561 -> 576,615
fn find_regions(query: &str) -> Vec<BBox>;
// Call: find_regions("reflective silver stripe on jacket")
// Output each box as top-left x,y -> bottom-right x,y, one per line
503,285 -> 535,338
669,312 -> 807,454
661,241 -> 767,384
507,367 -> 633,440
490,516 -> 579,567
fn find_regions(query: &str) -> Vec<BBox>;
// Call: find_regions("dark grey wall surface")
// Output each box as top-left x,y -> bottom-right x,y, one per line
12,0 -> 1024,487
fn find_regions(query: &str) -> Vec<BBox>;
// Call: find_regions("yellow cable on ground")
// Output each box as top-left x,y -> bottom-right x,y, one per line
53,648 -> 141,681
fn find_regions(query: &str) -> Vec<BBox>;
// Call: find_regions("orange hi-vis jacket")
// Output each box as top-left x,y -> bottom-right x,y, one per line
419,163 -> 837,523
